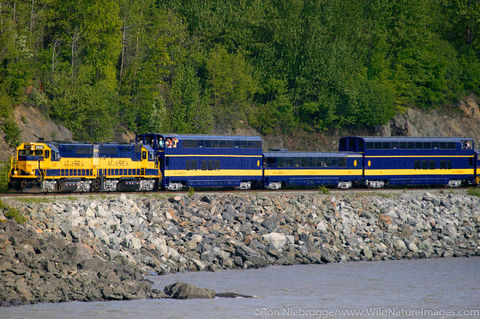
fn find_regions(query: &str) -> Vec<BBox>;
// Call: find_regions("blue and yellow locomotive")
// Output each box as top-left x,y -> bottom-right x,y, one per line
8,141 -> 161,192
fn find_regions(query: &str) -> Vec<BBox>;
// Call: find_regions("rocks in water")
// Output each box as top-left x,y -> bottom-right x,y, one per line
215,292 -> 255,298
1,189 -> 479,306
164,282 -> 216,299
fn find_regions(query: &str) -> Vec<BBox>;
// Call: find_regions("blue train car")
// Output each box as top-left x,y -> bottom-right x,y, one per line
135,134 -> 263,190
263,151 -> 363,189
339,137 -> 475,187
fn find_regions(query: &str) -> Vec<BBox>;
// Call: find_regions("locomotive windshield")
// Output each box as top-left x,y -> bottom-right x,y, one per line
18,149 -> 43,157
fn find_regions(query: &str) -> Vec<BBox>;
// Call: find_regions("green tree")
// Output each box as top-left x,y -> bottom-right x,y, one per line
168,64 -> 212,133
206,45 -> 257,129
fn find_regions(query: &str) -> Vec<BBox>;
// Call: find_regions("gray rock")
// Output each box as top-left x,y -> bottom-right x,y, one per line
262,232 -> 287,250
164,282 -> 216,299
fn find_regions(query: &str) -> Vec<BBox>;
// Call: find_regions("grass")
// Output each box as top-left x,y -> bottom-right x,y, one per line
0,161 -> 10,193
318,185 -> 330,195
142,193 -> 172,199
467,187 -> 480,197
0,199 -> 26,223
187,186 -> 195,197
354,191 -> 395,198
13,197 -> 54,204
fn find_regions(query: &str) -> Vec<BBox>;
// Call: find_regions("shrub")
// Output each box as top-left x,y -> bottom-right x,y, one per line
0,199 -> 26,223
318,185 -> 330,195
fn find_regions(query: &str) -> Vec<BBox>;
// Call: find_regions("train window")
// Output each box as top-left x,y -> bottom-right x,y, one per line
219,140 -> 226,148
374,142 -> 381,149
301,158 -> 309,167
416,142 -> 424,149
469,158 -> 473,166
366,142 -> 374,150
331,158 -> 338,167
339,158 -> 346,167
414,161 -> 421,169
266,157 -> 276,167
424,142 -> 431,149
447,160 -> 452,169
440,142 -> 447,149
205,140 -> 212,148
407,142 -> 414,149
183,140 -> 196,148
215,160 -> 220,170
142,151 -> 147,160
429,160 -> 435,169
461,140 -> 473,150
432,142 -> 439,149
400,142 -> 407,149
35,150 -> 43,156
422,161 -> 428,169
70,169 -> 73,176
226,140 -> 234,148
45,150 -> 50,159
321,158 -> 329,167
382,142 -> 390,149
186,160 -> 191,170
201,160 -> 207,170
391,142 -> 398,149
192,160 -> 197,170
212,140 -> 220,148
293,158 -> 301,167
208,160 -> 214,170
285,158 -> 293,167
448,142 -> 456,150
440,161 -> 446,169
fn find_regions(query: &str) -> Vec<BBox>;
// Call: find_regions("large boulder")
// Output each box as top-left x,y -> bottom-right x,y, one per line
262,232 -> 287,250
163,282 -> 216,299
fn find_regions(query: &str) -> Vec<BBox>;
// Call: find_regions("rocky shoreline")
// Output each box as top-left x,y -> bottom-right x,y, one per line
1,190 -> 479,305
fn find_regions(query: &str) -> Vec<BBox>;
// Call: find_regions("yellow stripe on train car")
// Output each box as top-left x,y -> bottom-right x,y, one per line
365,155 -> 474,158
165,169 -> 262,177
165,154 -> 263,158
264,169 -> 363,176
364,169 -> 474,176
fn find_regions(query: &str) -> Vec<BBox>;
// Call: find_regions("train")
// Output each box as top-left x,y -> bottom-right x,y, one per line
7,133 -> 478,192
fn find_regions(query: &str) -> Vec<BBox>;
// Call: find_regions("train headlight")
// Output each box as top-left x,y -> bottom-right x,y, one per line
14,171 -> 18,175
30,171 -> 35,175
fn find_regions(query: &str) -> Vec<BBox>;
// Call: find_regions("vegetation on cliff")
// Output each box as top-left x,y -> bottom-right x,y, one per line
0,0 -> 479,141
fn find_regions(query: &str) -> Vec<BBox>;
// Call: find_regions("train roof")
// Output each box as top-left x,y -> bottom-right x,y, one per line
137,133 -> 262,141
43,142 -> 154,152
263,151 -> 361,158
342,136 -> 472,142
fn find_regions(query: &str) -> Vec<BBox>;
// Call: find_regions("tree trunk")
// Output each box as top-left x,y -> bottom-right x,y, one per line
120,15 -> 126,77
52,38 -> 59,73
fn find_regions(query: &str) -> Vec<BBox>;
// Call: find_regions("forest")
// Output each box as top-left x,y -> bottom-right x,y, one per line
0,0 -> 479,145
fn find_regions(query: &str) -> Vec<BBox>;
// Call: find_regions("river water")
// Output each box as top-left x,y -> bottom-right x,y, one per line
1,257 -> 479,319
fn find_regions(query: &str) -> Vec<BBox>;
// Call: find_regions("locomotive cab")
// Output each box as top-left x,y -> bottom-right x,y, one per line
9,142 -> 52,190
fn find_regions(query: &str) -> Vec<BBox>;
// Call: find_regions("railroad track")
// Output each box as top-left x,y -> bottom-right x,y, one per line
0,186 -> 470,199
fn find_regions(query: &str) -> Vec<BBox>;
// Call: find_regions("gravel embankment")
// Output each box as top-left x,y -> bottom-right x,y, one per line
1,190 -> 479,305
